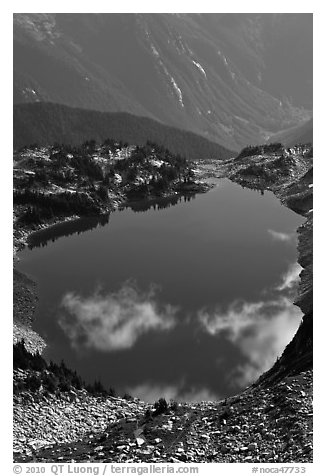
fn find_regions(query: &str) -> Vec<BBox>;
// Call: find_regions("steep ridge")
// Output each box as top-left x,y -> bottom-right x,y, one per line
13,102 -> 234,160
13,13 -> 312,150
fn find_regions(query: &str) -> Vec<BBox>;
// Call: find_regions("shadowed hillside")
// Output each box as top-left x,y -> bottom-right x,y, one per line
268,119 -> 313,147
13,103 -> 234,160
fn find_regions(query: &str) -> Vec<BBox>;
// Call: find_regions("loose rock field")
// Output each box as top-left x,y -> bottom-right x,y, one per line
14,370 -> 312,463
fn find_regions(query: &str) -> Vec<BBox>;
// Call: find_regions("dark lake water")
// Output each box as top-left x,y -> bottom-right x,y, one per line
17,179 -> 305,402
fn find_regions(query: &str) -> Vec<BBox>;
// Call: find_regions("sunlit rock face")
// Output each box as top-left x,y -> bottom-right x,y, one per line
13,13 -> 312,151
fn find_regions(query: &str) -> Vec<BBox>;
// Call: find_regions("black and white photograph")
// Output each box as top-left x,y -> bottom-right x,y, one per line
10,4 -> 315,469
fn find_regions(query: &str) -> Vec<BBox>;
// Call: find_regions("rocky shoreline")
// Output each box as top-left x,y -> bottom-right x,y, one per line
226,149 -> 313,385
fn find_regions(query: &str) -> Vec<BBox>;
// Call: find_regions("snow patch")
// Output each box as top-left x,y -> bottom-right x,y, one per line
234,115 -> 249,124
151,44 -> 159,57
155,57 -> 184,108
171,77 -> 184,107
192,60 -> 207,78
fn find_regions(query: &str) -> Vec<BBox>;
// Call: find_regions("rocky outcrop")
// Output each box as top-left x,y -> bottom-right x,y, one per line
13,324 -> 46,355
13,268 -> 46,354
13,269 -> 38,326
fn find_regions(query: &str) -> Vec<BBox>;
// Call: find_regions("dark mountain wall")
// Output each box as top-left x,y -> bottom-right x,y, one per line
13,13 -> 312,151
13,102 -> 234,160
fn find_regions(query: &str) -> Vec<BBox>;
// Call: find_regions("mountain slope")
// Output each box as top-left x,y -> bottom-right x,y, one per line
269,119 -> 313,147
13,13 -> 312,151
13,103 -> 234,160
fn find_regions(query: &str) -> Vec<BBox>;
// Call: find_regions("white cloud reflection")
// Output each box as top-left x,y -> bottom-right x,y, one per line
198,295 -> 302,388
59,261 -> 303,395
59,283 -> 177,352
127,383 -> 219,403
276,262 -> 302,291
268,229 -> 294,242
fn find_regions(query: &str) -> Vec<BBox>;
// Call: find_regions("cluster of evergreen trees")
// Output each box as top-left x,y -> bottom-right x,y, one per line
14,138 -> 197,225
14,189 -> 104,225
13,341 -> 114,397
236,143 -> 284,159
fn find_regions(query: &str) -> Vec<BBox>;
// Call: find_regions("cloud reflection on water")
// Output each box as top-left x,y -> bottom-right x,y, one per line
276,262 -> 302,291
59,283 -> 177,352
59,261 -> 303,395
267,229 -> 294,242
199,297 -> 301,387
126,382 -> 219,403
198,261 -> 302,387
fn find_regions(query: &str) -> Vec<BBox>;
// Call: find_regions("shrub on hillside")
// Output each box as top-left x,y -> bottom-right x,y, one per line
42,372 -> 59,393
25,374 -> 42,392
153,397 -> 168,416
